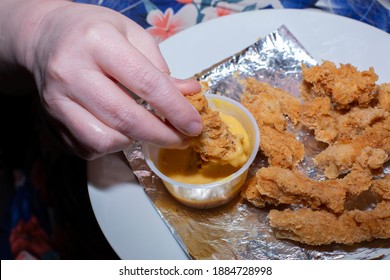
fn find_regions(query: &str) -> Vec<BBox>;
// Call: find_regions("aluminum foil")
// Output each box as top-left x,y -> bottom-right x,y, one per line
123,26 -> 390,260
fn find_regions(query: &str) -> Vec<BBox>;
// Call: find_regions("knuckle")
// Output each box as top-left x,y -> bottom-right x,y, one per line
45,50 -> 74,87
133,69 -> 164,97
83,22 -> 109,45
111,104 -> 138,134
88,133 -> 117,157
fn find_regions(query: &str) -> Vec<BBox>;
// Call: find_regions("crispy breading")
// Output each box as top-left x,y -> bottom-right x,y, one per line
185,92 -> 239,164
240,78 -> 303,168
300,96 -> 338,143
242,176 -> 266,208
300,61 -> 378,109
259,126 -> 304,168
265,159 -> 390,246
248,147 -> 382,214
236,62 -> 390,246
266,171 -> 390,246
378,83 -> 390,111
301,97 -> 389,144
268,200 -> 390,246
372,174 -> 390,200
257,166 -> 349,213
336,106 -> 389,142
314,116 -> 390,178
241,78 -> 301,131
299,62 -> 389,178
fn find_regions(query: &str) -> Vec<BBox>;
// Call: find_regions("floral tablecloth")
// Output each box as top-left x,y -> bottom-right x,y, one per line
75,0 -> 390,42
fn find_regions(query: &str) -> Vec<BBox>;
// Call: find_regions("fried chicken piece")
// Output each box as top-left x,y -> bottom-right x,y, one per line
241,78 -> 301,131
268,200 -> 390,246
242,176 -> 266,208
185,92 -> 240,165
378,83 -> 390,111
336,106 -> 389,142
300,61 -> 378,109
300,96 -> 338,143
259,126 -> 304,168
263,149 -> 390,246
240,78 -> 303,168
301,97 -> 389,144
244,147 -> 386,213
255,168 -> 348,213
243,62 -> 390,246
372,174 -> 390,200
314,116 -> 390,178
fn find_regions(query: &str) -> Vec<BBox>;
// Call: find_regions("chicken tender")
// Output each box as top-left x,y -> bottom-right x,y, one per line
241,61 -> 390,247
240,78 -> 303,168
259,126 -> 304,168
242,176 -> 266,208
268,168 -> 390,247
268,200 -> 390,246
372,174 -> 390,200
300,61 -> 378,109
314,116 -> 390,178
247,147 -> 383,214
300,96 -> 338,143
378,83 -> 390,111
241,78 -> 301,131
301,97 -> 389,144
185,92 -> 240,165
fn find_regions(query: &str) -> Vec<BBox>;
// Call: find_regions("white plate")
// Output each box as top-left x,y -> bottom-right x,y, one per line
88,9 -> 390,260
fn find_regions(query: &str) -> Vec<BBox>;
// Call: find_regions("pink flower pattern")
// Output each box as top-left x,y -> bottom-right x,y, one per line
146,6 -> 196,42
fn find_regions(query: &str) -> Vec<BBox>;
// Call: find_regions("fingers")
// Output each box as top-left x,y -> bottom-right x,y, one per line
170,77 -> 202,95
124,20 -> 170,72
89,27 -> 203,137
45,71 -> 190,159
45,95 -> 132,159
125,22 -> 203,96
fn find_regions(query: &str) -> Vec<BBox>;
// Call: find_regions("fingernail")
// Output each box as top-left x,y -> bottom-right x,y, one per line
171,77 -> 202,94
191,80 -> 202,92
186,121 -> 203,136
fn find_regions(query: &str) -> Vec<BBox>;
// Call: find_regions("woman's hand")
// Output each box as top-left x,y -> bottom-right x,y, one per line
1,0 -> 202,159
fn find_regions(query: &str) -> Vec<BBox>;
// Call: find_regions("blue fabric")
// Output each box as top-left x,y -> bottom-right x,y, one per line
280,0 -> 318,8
74,0 -> 390,33
318,0 -> 390,32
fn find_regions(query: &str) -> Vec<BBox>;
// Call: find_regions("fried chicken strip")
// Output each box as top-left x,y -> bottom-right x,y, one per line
372,174 -> 390,200
268,200 -> 390,246
314,116 -> 390,178
266,170 -> 390,246
241,78 -> 301,131
242,175 -> 266,208
301,96 -> 389,144
300,61 -> 378,109
244,147 -> 386,213
259,126 -> 304,169
300,96 -> 338,143
185,92 -> 240,165
241,78 -> 304,168
378,83 -> 390,111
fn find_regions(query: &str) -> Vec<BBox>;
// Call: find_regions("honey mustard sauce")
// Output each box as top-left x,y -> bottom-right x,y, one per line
158,112 -> 250,184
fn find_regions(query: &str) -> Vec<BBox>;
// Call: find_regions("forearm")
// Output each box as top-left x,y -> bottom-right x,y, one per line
0,0 -> 72,70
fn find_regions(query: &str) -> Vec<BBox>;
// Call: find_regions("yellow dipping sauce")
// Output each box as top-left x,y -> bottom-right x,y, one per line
158,113 -> 250,184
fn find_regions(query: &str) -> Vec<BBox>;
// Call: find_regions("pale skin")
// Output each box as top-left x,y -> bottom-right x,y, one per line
0,0 -> 203,159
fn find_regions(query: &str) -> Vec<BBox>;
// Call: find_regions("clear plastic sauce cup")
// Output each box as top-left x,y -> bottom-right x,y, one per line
143,94 -> 260,209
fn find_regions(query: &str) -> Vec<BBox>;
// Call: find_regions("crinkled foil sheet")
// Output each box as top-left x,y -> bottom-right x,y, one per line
123,26 -> 390,260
